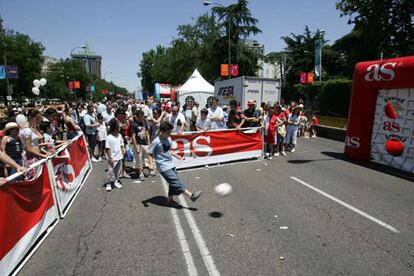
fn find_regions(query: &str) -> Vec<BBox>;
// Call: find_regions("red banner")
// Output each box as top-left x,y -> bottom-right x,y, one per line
171,128 -> 263,169
0,162 -> 58,275
300,72 -> 307,84
68,81 -> 74,89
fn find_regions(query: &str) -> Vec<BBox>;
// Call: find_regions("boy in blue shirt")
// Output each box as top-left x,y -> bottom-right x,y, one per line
149,121 -> 202,205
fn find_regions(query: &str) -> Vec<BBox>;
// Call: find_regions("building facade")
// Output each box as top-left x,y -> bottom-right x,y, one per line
71,44 -> 102,79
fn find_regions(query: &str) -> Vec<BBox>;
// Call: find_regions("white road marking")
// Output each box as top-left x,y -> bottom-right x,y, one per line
161,178 -> 198,276
177,195 -> 220,276
289,176 -> 400,233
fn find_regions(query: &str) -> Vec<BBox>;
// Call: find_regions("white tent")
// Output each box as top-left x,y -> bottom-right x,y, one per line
177,69 -> 214,109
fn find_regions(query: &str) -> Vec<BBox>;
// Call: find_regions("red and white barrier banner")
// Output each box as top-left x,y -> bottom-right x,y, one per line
51,135 -> 92,217
0,161 -> 59,276
171,128 -> 263,169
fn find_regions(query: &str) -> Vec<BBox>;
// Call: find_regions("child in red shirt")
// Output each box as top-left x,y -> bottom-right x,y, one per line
310,113 -> 319,138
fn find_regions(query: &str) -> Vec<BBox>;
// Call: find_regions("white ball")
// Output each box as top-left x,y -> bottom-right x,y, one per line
214,183 -> 232,197
33,79 -> 41,88
40,78 -> 47,86
32,87 -> 40,95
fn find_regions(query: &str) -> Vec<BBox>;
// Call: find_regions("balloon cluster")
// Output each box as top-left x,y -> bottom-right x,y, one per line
32,78 -> 47,95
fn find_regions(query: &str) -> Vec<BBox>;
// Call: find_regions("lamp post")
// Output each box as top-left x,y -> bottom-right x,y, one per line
318,30 -> 325,81
70,46 -> 86,100
103,71 -> 113,81
203,0 -> 231,79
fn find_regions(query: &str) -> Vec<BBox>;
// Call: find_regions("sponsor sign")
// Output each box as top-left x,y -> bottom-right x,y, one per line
171,128 -> 263,169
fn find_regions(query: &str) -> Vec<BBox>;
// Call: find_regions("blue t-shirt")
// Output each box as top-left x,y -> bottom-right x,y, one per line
83,113 -> 96,135
149,136 -> 175,173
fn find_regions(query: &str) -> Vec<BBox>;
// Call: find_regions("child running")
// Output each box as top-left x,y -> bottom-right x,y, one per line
149,121 -> 202,206
105,118 -> 124,192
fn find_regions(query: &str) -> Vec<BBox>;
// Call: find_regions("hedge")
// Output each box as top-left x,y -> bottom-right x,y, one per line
294,79 -> 352,117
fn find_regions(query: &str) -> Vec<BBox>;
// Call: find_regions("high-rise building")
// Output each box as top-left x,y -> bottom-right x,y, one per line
71,43 -> 102,79
244,39 -> 265,56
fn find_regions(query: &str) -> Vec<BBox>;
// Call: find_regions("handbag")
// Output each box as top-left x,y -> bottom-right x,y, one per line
277,124 -> 286,137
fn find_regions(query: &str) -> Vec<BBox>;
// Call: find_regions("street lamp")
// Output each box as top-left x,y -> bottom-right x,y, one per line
318,30 -> 325,81
69,45 -> 86,100
203,0 -> 231,79
103,71 -> 113,80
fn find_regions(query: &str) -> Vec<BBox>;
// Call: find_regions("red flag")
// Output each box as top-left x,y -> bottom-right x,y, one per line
230,64 -> 239,76
221,64 -> 229,76
307,72 -> 314,84
300,72 -> 307,84
68,81 -> 74,89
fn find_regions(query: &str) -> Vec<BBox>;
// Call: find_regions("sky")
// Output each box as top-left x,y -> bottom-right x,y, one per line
1,0 -> 353,92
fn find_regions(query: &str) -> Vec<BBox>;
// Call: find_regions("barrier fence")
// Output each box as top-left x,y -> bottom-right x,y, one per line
0,134 -> 92,276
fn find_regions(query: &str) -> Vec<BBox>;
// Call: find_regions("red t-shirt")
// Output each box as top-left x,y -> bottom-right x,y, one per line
312,116 -> 319,125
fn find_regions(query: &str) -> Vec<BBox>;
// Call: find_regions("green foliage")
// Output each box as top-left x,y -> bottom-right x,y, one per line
336,0 -> 414,58
0,18 -> 45,100
294,79 -> 352,116
138,0 -> 262,92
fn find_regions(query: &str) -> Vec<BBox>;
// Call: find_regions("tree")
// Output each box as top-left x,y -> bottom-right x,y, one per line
0,18 -> 45,100
336,0 -> 414,58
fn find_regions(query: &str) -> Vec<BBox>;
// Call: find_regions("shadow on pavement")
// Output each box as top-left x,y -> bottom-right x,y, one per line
208,211 -> 223,218
141,196 -> 198,211
321,151 -> 414,182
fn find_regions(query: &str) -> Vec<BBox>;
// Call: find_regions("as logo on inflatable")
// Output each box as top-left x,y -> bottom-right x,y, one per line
364,62 -> 396,82
345,135 -> 361,149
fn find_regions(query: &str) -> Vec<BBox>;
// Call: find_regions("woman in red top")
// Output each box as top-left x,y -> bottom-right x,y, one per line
264,105 -> 277,159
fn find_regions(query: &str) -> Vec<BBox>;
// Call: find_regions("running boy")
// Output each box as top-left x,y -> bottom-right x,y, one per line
105,118 -> 124,191
149,121 -> 202,205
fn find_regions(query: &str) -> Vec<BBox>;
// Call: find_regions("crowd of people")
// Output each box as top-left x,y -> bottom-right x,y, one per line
0,96 -> 318,188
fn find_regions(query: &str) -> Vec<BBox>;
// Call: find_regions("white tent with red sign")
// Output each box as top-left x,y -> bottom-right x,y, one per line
177,69 -> 214,108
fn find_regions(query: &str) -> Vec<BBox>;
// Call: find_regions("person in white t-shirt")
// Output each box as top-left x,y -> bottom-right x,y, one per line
102,104 -> 115,125
105,118 -> 125,191
207,97 -> 224,129
195,109 -> 212,131
96,113 -> 108,161
165,105 -> 186,133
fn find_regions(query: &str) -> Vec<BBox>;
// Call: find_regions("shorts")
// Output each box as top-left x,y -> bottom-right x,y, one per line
160,168 -> 186,196
133,144 -> 150,169
276,133 -> 285,144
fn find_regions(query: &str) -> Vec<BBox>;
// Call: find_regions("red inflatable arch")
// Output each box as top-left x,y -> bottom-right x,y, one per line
345,56 -> 414,174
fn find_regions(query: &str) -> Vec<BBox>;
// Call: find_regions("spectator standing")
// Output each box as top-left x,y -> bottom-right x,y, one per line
149,108 -> 165,142
165,105 -> 186,133
285,106 -> 301,152
83,104 -> 100,162
105,118 -> 124,191
263,105 -> 277,159
243,100 -> 262,128
191,102 -> 200,131
97,100 -> 107,114
227,100 -> 245,130
207,97 -> 225,130
310,113 -> 319,138
1,122 -> 23,176
64,105 -> 81,140
222,105 -> 229,128
102,104 -> 115,125
97,113 -> 108,161
195,109 -> 212,131
274,105 -> 286,156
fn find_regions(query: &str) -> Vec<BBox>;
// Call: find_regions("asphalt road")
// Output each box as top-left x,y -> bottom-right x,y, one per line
19,137 -> 414,276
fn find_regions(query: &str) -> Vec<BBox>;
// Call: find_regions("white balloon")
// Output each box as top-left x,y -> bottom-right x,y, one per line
214,183 -> 233,197
33,79 -> 41,88
40,78 -> 47,86
16,114 -> 27,127
32,87 -> 40,95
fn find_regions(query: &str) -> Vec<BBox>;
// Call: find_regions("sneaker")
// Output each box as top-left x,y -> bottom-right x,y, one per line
91,157 -> 100,163
312,135 -> 316,138
106,184 -> 112,191
98,156 -> 103,162
150,170 -> 156,177
190,191 -> 202,202
139,173 -> 145,181
268,156 -> 273,160
281,151 -> 287,156
114,180 -> 123,189
291,148 -> 296,153
121,173 -> 131,179
274,152 -> 280,157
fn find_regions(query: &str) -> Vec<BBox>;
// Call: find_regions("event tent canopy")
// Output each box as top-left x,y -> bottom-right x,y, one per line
177,69 -> 214,108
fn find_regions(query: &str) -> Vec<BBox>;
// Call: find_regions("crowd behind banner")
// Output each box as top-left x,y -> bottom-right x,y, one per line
0,96 -> 319,185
